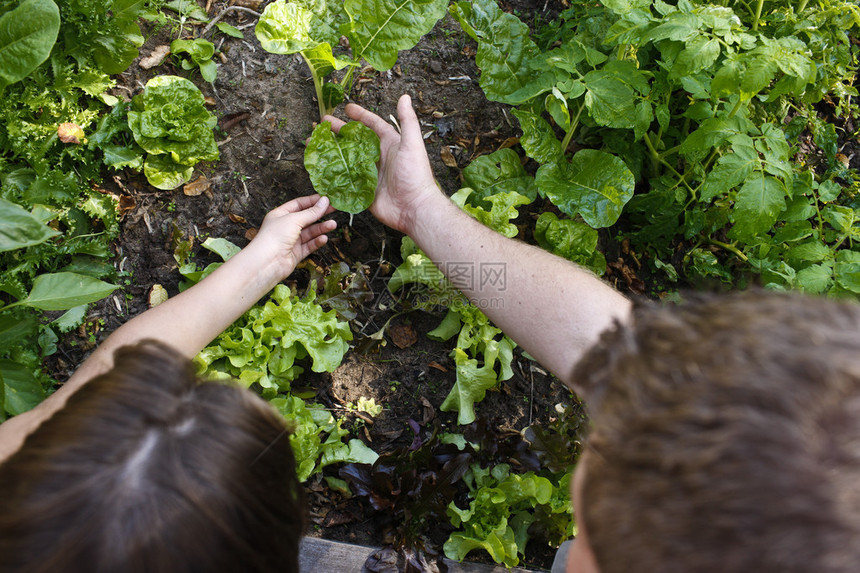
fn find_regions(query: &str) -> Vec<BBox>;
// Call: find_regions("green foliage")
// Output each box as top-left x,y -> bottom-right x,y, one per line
0,0 -> 59,93
271,395 -> 378,482
127,75 -> 219,189
445,464 -> 574,567
453,0 -> 860,296
304,121 -> 380,214
196,284 -> 353,394
170,38 -> 217,83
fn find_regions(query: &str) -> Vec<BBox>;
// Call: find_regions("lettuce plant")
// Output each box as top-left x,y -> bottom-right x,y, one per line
127,75 -> 219,189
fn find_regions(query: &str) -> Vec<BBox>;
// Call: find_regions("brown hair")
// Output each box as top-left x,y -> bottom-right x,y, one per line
0,340 -> 306,573
573,291 -> 860,573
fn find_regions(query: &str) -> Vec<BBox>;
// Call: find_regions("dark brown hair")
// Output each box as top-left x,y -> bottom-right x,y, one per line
573,291 -> 860,573
0,340 -> 306,573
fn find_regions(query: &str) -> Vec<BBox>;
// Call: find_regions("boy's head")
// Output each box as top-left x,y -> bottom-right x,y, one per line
0,340 -> 306,573
570,291 -> 860,573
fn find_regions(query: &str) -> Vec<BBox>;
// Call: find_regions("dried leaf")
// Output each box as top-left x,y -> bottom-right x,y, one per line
389,324 -> 417,349
439,146 -> 458,168
836,153 -> 850,168
228,212 -> 247,224
139,45 -> 171,70
428,361 -> 447,373
204,96 -> 216,107
245,227 -> 259,240
497,136 -> 520,150
119,195 -> 136,215
149,284 -> 169,308
230,0 -> 263,8
57,123 -> 84,144
183,175 -> 212,196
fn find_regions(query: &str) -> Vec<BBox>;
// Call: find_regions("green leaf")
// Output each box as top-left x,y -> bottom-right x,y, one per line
796,263 -> 833,294
256,0 -> 316,53
583,69 -> 637,129
300,42 -> 353,83
21,272 -> 117,311
545,88 -> 571,131
453,189 -> 531,238
304,121 -> 380,214
344,0 -> 448,71
835,250 -> 860,293
700,143 -> 758,201
0,197 -> 60,252
1,358 -> 44,416
202,237 -> 241,261
0,314 -> 38,353
0,0 -> 60,92
170,38 -> 215,64
672,36 -> 720,78
536,150 -> 635,228
143,154 -> 194,190
534,212 -> 603,273
102,144 -> 145,170
128,76 -> 219,168
728,174 -> 786,241
51,304 -> 88,333
511,109 -> 562,165
441,348 -> 500,425
454,0 -> 551,104
215,21 -> 244,38
461,148 -> 536,208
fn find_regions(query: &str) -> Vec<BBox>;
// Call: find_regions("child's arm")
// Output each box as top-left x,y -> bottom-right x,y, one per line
326,96 -> 632,388
0,195 -> 336,462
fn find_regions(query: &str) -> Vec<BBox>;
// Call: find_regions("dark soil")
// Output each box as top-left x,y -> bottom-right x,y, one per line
44,1 -> 582,571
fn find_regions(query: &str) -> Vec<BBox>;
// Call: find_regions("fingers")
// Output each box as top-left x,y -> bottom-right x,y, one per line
345,103 -> 398,140
298,234 -> 328,260
322,115 -> 347,134
289,195 -> 332,228
269,194 -> 322,216
397,94 -> 423,148
300,219 -> 337,244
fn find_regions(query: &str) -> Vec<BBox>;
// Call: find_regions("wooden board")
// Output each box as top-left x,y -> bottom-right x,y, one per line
299,537 -> 543,573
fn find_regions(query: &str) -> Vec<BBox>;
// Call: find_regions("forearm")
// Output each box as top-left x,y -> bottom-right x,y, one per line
409,193 -> 632,386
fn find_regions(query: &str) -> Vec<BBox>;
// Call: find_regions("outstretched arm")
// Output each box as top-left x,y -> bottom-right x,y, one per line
325,96 -> 631,388
0,195 -> 336,463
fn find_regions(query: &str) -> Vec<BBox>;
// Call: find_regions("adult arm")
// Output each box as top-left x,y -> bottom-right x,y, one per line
0,195 -> 336,463
325,96 -> 631,387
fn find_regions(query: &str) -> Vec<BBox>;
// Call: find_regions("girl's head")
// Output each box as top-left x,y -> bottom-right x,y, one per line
0,340 -> 306,573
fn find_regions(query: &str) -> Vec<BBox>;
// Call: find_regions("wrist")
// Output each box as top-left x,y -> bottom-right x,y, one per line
401,184 -> 450,237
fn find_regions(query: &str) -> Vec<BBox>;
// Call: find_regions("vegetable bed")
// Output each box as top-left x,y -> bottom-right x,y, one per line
2,0 -> 859,570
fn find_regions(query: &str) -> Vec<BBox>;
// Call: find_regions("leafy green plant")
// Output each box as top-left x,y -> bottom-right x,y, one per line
451,0 -> 860,295
0,0 -> 59,93
170,37 -> 217,83
196,284 -> 353,395
127,75 -> 219,189
445,463 -> 574,568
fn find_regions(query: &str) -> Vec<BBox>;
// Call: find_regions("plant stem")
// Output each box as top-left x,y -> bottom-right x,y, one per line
752,0 -> 765,30
707,238 -> 749,262
561,102 -> 586,153
200,6 -> 261,37
301,52 -> 327,120
797,0 -> 809,12
644,133 -> 697,197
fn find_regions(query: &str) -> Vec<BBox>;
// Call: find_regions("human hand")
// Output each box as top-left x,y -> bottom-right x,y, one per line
323,94 -> 441,234
249,194 -> 336,283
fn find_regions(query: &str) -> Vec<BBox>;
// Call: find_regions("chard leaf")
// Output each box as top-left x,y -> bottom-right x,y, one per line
0,198 -> 59,252
534,212 -> 605,274
536,149 -> 635,228
343,0 -> 448,71
256,0 -> 317,53
511,108 -> 563,164
461,148 -> 536,208
441,348 -> 501,425
304,121 -> 380,214
0,0 -> 60,92
728,174 -> 786,241
1,359 -> 44,416
583,68 -> 637,129
20,272 -> 117,311
452,0 -> 552,104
